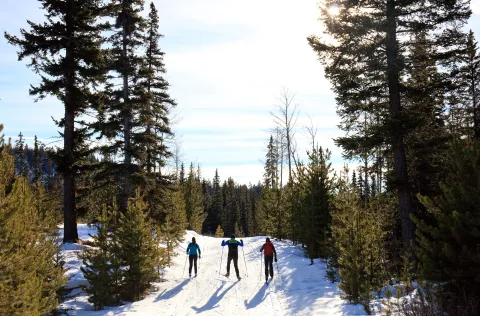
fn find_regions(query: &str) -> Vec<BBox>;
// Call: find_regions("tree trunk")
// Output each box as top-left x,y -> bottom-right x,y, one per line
472,70 -> 480,139
63,7 -> 78,243
122,17 -> 131,213
386,0 -> 414,245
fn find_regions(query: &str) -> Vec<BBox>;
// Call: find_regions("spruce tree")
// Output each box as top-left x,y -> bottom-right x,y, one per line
97,0 -> 147,212
160,187 -> 187,264
5,0 -> 107,243
80,205 -> 121,310
308,0 -> 471,246
404,31 -> 450,220
264,135 -> 278,188
303,146 -> 335,262
137,2 -> 175,178
332,188 -> 387,305
14,132 -> 28,178
455,30 -> 480,139
116,189 -> 159,302
184,163 -> 205,233
414,141 -> 480,294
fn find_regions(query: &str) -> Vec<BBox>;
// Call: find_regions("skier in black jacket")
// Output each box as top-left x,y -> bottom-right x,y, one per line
221,234 -> 244,280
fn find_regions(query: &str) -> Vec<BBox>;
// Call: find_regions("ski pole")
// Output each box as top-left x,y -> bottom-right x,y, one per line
260,252 -> 262,281
218,246 -> 224,277
182,254 -> 188,279
242,246 -> 248,277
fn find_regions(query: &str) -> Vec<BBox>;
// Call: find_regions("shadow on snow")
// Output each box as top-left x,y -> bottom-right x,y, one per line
191,281 -> 237,313
244,284 -> 269,310
154,279 -> 190,302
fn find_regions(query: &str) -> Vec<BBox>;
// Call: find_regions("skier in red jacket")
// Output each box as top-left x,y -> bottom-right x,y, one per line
260,237 -> 277,283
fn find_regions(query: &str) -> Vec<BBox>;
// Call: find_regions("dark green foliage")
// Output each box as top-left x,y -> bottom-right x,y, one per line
308,0 -> 471,246
332,188 -> 389,306
116,189 -> 160,301
95,0 -> 147,212
5,0 -> 108,243
414,141 -> 480,294
14,132 -> 28,178
160,186 -> 187,264
301,146 -> 335,262
80,206 -> 121,310
184,164 -> 205,232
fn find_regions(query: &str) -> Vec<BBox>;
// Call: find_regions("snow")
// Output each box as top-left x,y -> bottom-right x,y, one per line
59,225 -> 369,315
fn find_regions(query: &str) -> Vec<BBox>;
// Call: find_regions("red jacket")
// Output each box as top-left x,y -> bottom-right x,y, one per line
261,241 -> 277,257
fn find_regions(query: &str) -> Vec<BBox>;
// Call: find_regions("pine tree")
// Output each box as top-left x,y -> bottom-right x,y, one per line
332,188 -> 388,305
184,163 -> 205,233
414,141 -> 480,294
97,0 -> 147,213
303,146 -> 335,262
0,145 -> 66,314
308,0 -> 471,247
116,189 -> 159,302
137,2 -> 175,178
5,0 -> 107,243
80,205 -> 121,310
14,132 -> 28,178
454,30 -> 480,139
215,225 -> 224,237
404,31 -> 450,221
264,135 -> 278,188
161,187 -> 187,264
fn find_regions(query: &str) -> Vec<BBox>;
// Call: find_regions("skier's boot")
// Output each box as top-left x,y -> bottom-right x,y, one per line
237,275 -> 241,281
189,273 -> 191,278
225,273 -> 230,278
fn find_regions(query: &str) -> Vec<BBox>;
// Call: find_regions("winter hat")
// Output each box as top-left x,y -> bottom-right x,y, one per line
266,237 -> 270,242
230,234 -> 235,239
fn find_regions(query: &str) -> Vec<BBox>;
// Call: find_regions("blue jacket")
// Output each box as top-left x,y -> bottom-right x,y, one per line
187,243 -> 201,256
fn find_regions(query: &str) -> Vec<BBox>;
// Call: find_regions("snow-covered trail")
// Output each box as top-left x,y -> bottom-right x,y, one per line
61,226 -> 367,315
120,232 -> 287,316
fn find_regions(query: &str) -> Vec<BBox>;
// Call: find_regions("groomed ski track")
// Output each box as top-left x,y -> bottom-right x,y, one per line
62,227 -> 367,315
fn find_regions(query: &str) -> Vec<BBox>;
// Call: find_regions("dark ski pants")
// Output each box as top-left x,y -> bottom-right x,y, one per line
227,253 -> 240,277
189,255 -> 198,275
264,255 -> 274,280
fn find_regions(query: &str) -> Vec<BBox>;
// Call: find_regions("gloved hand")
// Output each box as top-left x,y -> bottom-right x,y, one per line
275,258 -> 278,262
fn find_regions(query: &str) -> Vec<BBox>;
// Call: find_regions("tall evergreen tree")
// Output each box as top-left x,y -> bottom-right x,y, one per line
264,135 -> 278,189
308,0 -> 471,246
414,141 -> 480,296
97,0 -> 147,213
138,2 -> 175,177
5,0 -> 107,242
302,146 -> 335,262
455,30 -> 480,139
14,132 -> 28,178
184,163 -> 205,232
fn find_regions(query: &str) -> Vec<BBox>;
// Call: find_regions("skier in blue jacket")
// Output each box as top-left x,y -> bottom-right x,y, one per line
221,234 -> 244,280
187,237 -> 201,277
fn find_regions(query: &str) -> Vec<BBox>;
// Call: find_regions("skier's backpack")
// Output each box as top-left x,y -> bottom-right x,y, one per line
264,242 -> 274,256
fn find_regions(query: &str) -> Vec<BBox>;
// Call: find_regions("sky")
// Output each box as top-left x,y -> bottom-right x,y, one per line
1,1 -> 480,184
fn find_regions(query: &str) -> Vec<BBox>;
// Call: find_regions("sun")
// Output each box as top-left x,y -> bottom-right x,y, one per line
328,5 -> 340,16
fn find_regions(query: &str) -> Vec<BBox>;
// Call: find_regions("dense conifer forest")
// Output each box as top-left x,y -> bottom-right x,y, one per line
1,0 -> 480,314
